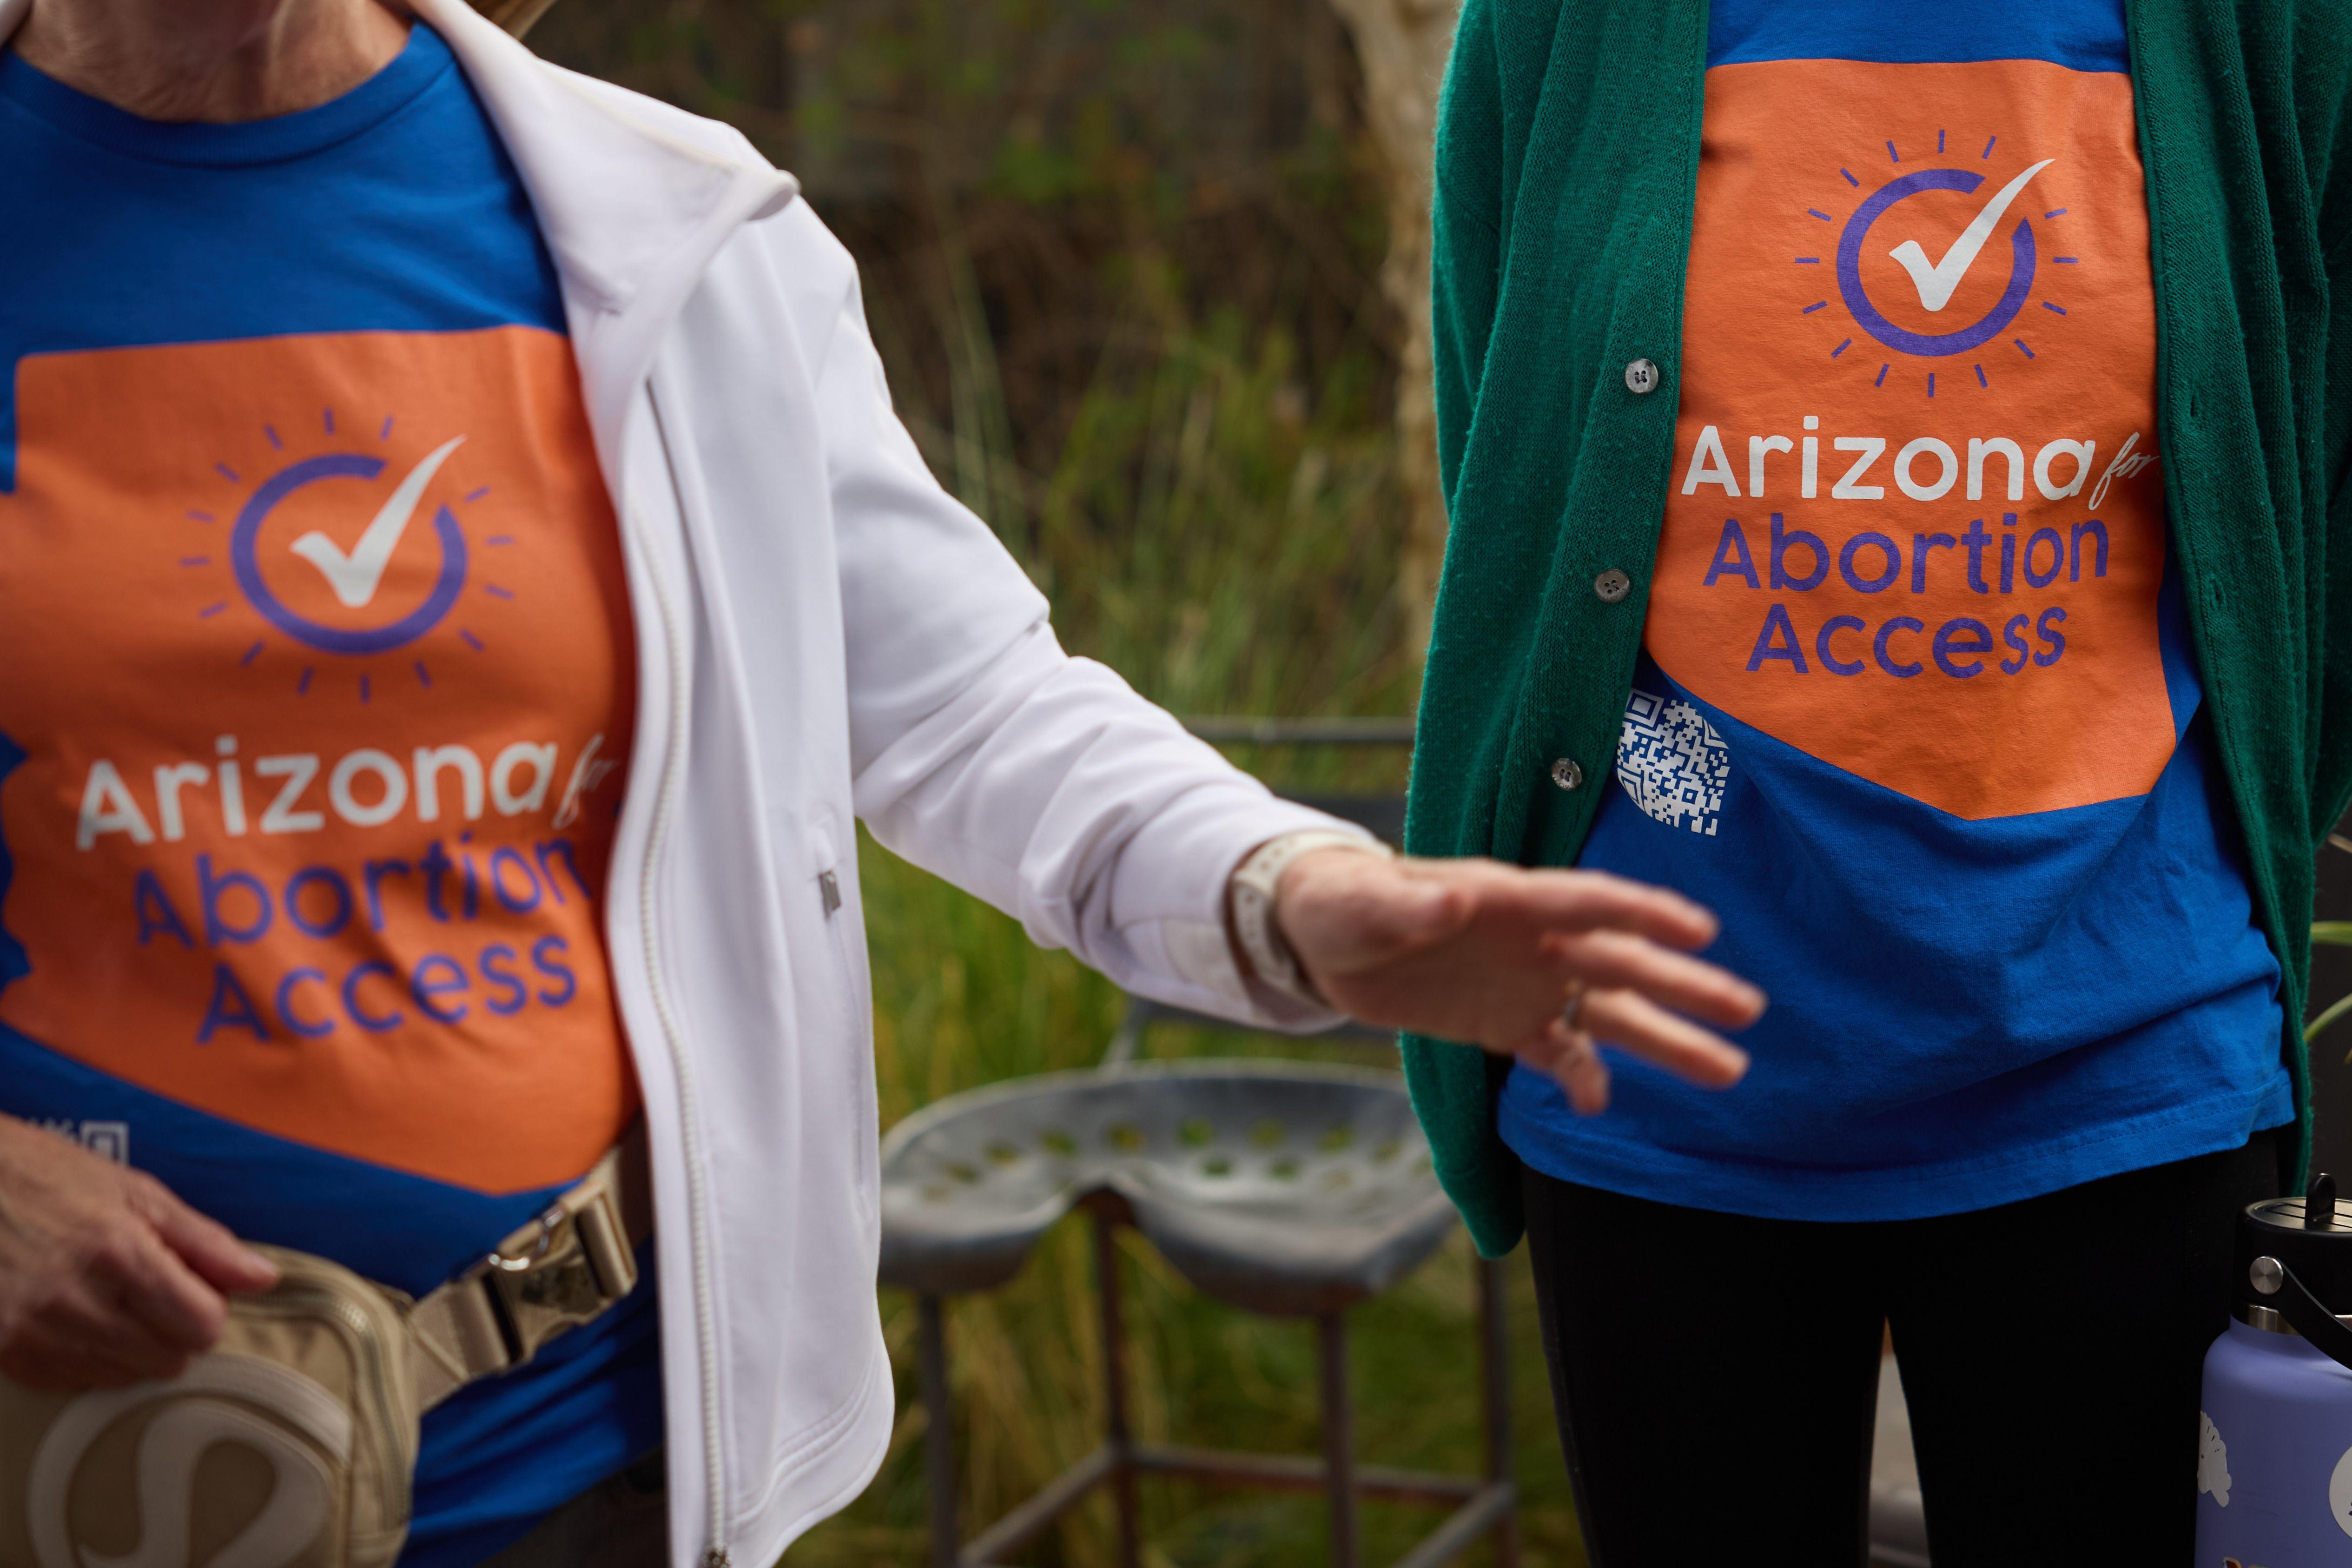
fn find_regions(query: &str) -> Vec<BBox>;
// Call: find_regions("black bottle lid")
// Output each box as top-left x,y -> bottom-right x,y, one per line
2236,1172 -> 2352,1316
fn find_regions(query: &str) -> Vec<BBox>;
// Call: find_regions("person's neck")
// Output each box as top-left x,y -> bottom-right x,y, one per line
11,0 -> 410,122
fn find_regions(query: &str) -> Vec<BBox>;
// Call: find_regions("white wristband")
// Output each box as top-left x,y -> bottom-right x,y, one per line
1228,829 -> 1394,1006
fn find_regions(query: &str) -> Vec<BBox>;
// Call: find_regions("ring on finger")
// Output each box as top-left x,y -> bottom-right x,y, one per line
1561,979 -> 1588,1035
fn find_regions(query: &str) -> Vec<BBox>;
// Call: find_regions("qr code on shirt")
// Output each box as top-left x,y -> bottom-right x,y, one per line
1614,688 -> 1730,836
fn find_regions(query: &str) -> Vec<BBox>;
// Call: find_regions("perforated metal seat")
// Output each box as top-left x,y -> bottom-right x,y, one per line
883,1060 -> 1517,1568
879,1061 -> 1458,1317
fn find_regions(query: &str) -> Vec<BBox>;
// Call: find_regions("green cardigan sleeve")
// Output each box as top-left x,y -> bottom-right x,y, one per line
1404,0 -> 1708,1258
1430,0 -> 1501,515
2314,5 -> 2352,842
1407,0 -> 1530,1261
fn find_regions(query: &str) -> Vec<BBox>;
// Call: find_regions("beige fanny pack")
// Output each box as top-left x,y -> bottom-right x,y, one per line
0,1135 -> 651,1568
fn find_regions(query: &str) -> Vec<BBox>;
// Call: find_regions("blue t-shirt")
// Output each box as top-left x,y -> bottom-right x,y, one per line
0,26 -> 661,1564
1500,0 -> 2293,1220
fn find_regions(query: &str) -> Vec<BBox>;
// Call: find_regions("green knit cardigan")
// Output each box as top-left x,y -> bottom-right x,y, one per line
1403,0 -> 2352,1258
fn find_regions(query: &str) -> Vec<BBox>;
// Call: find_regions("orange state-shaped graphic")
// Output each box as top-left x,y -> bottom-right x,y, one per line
1648,58 -> 2174,821
0,328 -> 639,1195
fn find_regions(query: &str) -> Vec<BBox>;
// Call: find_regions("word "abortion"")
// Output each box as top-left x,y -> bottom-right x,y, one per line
1707,512 -> 2108,681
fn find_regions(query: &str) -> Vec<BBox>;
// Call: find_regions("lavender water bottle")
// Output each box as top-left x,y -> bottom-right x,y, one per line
2197,1173 -> 2352,1563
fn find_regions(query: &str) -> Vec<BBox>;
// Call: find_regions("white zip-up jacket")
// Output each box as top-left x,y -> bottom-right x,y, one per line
0,0 -> 1361,1560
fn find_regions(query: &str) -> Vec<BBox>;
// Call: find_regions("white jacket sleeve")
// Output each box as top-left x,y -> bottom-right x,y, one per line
807,251 -> 1363,1027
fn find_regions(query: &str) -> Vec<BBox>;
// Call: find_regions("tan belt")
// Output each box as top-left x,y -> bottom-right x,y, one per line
408,1125 -> 654,1409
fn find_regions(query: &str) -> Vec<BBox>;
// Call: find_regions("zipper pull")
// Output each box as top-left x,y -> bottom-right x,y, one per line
818,869 -> 842,917
702,1550 -> 731,1568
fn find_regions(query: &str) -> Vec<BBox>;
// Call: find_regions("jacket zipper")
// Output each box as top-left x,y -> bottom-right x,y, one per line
628,448 -> 733,1568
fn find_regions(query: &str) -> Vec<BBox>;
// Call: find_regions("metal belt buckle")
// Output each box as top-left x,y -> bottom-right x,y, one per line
468,1201 -> 572,1365
485,1202 -> 570,1276
469,1189 -> 639,1369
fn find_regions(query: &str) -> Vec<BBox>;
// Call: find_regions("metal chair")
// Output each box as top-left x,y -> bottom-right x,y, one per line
880,1061 -> 1518,1568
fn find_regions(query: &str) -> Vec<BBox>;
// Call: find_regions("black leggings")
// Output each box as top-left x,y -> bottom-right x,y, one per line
1521,1131 -> 2288,1568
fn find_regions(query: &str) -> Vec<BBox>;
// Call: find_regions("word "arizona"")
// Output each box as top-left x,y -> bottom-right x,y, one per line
76,733 -> 614,850
1681,420 -> 2157,506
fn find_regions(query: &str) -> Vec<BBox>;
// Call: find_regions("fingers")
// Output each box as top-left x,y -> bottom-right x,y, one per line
1543,929 -> 1765,1030
108,1231 -> 231,1355
1454,862 -> 1723,950
132,1178 -> 277,1297
1514,985 -> 1750,1117
1518,1013 -> 1612,1116
1580,987 -> 1750,1089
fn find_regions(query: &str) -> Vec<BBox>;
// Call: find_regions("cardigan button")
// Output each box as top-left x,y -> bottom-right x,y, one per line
1550,757 -> 1585,791
1623,358 -> 1660,395
1594,569 -> 1632,603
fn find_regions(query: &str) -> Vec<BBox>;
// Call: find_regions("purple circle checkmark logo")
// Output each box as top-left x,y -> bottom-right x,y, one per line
229,453 -> 469,655
1837,169 -> 2037,357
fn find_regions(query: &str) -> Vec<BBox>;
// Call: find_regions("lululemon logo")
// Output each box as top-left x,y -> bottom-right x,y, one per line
27,1356 -> 351,1568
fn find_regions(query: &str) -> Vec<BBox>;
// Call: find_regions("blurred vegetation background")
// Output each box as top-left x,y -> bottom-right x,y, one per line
527,1 -> 1580,1563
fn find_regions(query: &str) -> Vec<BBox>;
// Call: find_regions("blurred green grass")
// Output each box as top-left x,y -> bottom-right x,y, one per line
782,316 -> 1588,1567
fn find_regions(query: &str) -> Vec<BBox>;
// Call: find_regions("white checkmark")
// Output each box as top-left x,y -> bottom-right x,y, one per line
1886,158 -> 2055,312
290,435 -> 465,609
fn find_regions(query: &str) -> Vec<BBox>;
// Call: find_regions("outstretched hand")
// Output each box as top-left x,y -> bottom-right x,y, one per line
1272,848 -> 1764,1114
